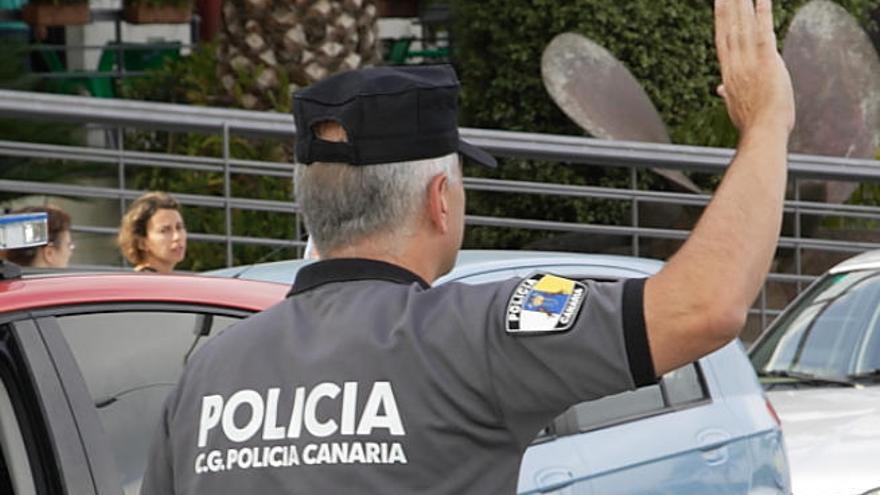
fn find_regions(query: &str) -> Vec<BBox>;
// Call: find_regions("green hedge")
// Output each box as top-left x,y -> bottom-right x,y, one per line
454,0 -> 878,135
452,0 -> 879,251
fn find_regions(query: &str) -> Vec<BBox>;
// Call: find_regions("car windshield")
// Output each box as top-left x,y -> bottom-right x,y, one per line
750,269 -> 880,383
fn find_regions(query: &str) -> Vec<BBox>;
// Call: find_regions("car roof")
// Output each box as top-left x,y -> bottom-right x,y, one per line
205,250 -> 663,284
438,250 -> 662,282
829,249 -> 880,274
0,272 -> 289,314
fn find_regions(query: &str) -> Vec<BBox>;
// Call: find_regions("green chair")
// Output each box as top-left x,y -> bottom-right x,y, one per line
384,38 -> 449,65
406,45 -> 450,62
36,46 -> 116,98
35,40 -> 182,98
386,38 -> 413,65
119,41 -> 181,72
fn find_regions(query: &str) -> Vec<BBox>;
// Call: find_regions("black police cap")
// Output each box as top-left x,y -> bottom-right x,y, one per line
293,65 -> 497,168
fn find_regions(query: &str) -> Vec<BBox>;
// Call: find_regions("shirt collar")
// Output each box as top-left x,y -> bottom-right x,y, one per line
287,258 -> 431,296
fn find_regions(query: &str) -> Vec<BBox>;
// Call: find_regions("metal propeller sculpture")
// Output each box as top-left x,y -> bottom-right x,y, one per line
541,32 -> 701,193
535,31 -> 701,257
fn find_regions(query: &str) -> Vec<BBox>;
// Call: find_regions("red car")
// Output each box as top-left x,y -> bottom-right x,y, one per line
0,271 -> 288,495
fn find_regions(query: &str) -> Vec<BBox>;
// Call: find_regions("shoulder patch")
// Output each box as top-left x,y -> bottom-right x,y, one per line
506,273 -> 588,334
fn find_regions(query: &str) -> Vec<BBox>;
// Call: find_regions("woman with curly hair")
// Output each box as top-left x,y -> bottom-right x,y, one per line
118,192 -> 187,273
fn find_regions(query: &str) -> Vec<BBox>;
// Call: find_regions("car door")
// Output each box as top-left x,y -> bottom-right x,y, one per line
0,317 -> 122,495
517,359 -> 749,495
27,303 -> 251,495
568,357 -> 752,495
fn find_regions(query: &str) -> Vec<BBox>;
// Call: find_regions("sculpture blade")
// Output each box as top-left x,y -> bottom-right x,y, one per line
541,32 -> 700,193
784,0 -> 880,203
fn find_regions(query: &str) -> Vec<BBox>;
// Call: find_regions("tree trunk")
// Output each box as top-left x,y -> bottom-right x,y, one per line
217,0 -> 380,111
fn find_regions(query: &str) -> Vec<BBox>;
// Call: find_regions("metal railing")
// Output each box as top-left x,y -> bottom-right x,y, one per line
2,89 -> 880,334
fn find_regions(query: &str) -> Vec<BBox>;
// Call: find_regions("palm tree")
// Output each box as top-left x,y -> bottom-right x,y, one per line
216,0 -> 381,111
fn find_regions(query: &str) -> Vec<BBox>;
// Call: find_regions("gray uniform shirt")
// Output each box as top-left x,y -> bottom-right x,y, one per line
141,258 -> 655,494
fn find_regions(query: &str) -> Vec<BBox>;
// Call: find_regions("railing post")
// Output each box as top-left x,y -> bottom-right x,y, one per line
794,179 -> 803,293
117,125 -> 127,268
760,283 -> 767,331
223,122 -> 233,267
630,167 -> 639,257
115,19 -> 124,81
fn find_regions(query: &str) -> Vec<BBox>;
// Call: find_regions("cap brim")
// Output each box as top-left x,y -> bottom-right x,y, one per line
458,139 -> 497,168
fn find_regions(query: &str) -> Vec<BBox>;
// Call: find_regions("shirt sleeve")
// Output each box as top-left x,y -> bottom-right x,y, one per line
478,276 -> 656,445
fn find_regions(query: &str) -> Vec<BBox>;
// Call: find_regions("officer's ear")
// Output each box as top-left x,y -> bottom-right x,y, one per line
425,171 -> 450,234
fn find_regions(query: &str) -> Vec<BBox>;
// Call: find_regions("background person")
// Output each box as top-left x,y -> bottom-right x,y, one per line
3,205 -> 74,268
118,192 -> 187,274
141,0 -> 794,493
6,206 -> 76,268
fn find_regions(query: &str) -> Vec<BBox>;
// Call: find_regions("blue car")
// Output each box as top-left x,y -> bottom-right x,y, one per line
209,250 -> 792,493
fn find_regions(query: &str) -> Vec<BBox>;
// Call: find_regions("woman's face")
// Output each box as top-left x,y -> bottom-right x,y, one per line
141,208 -> 187,272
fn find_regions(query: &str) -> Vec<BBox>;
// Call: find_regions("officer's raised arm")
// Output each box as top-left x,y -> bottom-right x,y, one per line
643,0 -> 795,376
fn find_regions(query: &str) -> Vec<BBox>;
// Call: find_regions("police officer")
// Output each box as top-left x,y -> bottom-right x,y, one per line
142,1 -> 794,492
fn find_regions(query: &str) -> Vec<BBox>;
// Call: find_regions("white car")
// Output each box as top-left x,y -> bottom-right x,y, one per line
750,249 -> 880,495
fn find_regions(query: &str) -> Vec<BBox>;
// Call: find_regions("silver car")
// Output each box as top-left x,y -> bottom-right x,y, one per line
750,249 -> 880,495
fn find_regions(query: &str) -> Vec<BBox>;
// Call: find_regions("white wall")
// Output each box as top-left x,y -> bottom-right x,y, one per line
66,0 -> 191,71
377,18 -> 422,40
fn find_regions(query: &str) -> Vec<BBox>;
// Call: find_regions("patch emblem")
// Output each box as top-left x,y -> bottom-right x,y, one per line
506,273 -> 587,334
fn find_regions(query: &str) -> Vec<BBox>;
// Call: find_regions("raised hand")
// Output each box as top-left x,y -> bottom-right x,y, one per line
715,0 -> 795,134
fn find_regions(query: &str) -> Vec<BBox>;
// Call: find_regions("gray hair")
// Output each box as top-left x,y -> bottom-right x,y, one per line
294,153 -> 460,254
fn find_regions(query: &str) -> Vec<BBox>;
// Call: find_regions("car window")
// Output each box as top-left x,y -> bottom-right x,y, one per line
569,364 -> 708,433
752,270 -> 880,377
55,311 -> 241,495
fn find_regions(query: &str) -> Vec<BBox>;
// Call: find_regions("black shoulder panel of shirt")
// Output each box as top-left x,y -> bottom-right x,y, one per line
287,258 -> 431,297
622,277 -> 657,387
288,259 -> 656,386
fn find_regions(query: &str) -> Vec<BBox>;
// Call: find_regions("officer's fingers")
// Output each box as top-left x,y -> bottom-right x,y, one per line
717,84 -> 727,100
733,0 -> 757,53
725,0 -> 749,32
714,0 -> 733,42
755,0 -> 778,51
714,0 -> 733,70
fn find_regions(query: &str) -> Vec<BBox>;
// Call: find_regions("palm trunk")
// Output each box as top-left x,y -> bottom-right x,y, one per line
217,0 -> 380,111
